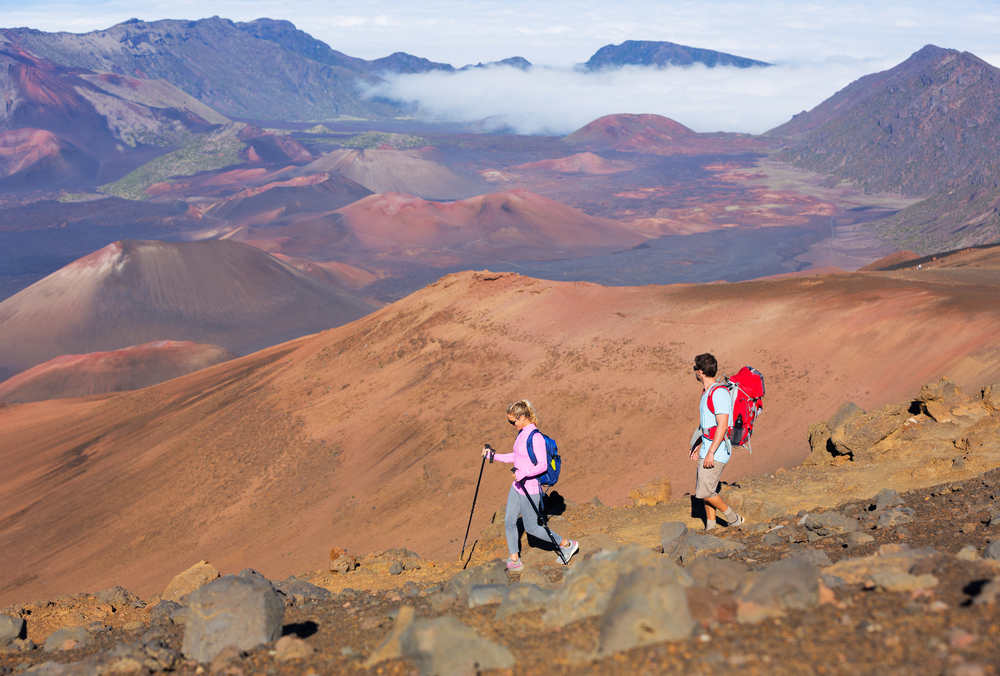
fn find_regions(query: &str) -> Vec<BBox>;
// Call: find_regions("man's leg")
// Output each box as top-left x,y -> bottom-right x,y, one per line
696,461 -> 736,529
705,495 -> 728,519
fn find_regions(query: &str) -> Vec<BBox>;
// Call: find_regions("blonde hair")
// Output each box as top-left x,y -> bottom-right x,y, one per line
507,399 -> 540,425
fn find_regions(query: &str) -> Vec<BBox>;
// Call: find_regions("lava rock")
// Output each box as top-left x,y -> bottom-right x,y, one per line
984,541 -> 1000,561
802,511 -> 860,534
598,565 -> 695,655
403,615 -> 515,675
43,626 -> 92,652
366,607 -> 514,675
545,546 -> 691,629
676,533 -> 747,563
495,584 -> 553,620
660,522 -> 689,557
162,560 -> 220,603
0,615 -> 25,648
444,560 -> 509,598
738,558 -> 820,623
877,506 -> 915,528
149,600 -> 182,627
181,574 -> 284,663
95,586 -> 142,609
468,584 -> 509,607
273,577 -> 332,602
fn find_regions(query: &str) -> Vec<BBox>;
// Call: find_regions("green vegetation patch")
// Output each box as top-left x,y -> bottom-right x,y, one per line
344,131 -> 427,149
101,133 -> 245,200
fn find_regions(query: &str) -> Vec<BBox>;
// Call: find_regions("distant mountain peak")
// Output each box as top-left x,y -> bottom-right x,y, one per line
581,40 -> 771,71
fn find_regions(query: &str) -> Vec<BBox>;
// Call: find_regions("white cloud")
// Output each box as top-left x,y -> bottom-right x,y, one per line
365,58 -> 901,136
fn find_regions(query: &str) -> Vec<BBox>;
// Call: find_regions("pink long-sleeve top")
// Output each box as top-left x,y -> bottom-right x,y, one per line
492,423 -> 548,495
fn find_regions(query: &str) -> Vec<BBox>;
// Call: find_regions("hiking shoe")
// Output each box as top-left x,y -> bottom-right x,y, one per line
557,540 -> 579,565
729,514 -> 745,527
506,557 -> 524,572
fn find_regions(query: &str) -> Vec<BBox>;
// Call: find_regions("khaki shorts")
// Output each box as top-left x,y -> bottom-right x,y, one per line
695,459 -> 727,499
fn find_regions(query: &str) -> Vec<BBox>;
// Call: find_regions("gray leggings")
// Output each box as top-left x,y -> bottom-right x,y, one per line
505,485 -> 561,555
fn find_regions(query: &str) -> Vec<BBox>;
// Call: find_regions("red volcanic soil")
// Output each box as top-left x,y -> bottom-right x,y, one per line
202,173 -> 372,227
2,253 -> 1000,605
270,254 -> 379,290
0,340 -> 237,403
0,239 -> 375,378
333,189 -> 652,262
293,148 -> 487,200
565,113 -> 769,155
0,128 -> 97,188
145,167 -> 281,199
507,152 -> 631,174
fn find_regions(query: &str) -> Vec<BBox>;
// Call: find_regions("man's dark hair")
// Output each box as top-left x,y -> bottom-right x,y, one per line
694,353 -> 718,377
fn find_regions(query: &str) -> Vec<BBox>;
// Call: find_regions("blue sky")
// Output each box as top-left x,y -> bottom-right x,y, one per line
4,1 -> 999,133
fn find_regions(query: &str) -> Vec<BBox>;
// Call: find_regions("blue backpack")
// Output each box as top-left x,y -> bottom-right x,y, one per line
524,429 -> 561,487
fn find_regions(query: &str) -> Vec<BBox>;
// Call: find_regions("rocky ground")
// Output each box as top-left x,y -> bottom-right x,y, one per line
3,379 -> 1000,676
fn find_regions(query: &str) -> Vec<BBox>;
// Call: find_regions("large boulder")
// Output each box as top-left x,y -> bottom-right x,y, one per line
544,546 -> 691,628
831,403 -> 909,463
43,626 -> 92,652
738,558 -> 820,623
982,383 -> 1000,413
956,413 -> 1000,452
628,476 -> 671,506
181,574 -> 285,663
598,565 -> 696,655
0,615 -> 25,648
163,560 -> 220,603
365,606 -> 514,675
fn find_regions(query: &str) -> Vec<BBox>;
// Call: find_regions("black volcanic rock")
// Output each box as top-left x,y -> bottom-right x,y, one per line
769,45 -> 1000,196
582,40 -> 771,70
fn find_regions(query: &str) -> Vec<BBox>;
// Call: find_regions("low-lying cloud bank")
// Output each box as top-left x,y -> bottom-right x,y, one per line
365,58 -> 903,136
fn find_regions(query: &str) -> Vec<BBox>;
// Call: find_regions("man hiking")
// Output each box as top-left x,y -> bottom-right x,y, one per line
691,353 -> 744,530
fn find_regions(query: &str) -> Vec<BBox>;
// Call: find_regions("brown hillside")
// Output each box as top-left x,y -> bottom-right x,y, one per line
565,114 -> 768,155
332,189 -> 651,262
859,250 -> 920,271
0,239 -> 375,378
0,340 -> 238,403
292,148 -> 487,200
507,152 -> 631,174
2,264 -> 1000,605
202,173 -> 372,227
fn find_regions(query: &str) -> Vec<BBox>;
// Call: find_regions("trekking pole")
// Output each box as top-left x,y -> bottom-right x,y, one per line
517,478 -> 568,564
460,444 -> 492,561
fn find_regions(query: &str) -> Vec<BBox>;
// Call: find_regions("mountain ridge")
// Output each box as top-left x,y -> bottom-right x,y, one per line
582,39 -> 771,70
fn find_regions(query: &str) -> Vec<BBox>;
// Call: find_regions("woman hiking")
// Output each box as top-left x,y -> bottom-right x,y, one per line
482,400 -> 579,571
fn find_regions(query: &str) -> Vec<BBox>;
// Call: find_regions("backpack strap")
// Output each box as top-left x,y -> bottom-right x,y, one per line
524,429 -> 540,465
705,383 -> 727,414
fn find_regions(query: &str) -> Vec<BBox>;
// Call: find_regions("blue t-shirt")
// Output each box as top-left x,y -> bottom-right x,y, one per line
700,384 -> 732,462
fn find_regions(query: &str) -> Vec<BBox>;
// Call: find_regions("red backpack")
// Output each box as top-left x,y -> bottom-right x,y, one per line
707,366 -> 765,452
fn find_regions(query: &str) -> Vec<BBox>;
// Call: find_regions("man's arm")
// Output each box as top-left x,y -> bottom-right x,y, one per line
703,413 -> 729,468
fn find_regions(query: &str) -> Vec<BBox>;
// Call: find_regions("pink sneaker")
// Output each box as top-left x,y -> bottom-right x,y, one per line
506,557 -> 524,572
